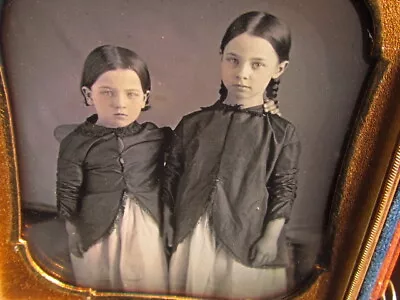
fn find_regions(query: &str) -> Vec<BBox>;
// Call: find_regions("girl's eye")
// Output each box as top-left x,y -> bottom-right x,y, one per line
227,57 -> 239,65
101,90 -> 114,97
127,91 -> 140,99
252,62 -> 264,69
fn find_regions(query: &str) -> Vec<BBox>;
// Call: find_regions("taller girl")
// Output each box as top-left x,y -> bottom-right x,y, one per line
165,11 -> 301,299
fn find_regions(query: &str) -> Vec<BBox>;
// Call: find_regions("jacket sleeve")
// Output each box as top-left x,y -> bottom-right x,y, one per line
161,120 -> 185,211
266,124 -> 301,223
56,135 -> 84,222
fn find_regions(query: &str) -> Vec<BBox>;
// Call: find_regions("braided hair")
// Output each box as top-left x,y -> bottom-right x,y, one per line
218,11 -> 291,102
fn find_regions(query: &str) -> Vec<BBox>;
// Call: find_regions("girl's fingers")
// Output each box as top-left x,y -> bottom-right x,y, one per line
263,103 -> 274,111
264,101 -> 279,114
79,245 -> 84,256
270,108 -> 282,116
71,247 -> 81,257
76,241 -> 84,257
249,247 -> 256,261
253,253 -> 265,266
264,107 -> 273,113
167,228 -> 173,247
264,101 -> 273,107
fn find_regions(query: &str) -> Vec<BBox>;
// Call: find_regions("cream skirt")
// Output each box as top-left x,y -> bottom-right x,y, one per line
169,213 -> 287,299
69,196 -> 168,293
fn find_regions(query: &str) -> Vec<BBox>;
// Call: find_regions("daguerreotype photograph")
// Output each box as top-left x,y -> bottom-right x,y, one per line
0,0 -> 374,298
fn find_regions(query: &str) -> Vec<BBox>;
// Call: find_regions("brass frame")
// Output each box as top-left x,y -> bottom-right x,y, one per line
0,0 -> 399,299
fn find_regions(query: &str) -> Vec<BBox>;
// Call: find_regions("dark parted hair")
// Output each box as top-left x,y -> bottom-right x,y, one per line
219,11 -> 292,101
80,45 -> 151,110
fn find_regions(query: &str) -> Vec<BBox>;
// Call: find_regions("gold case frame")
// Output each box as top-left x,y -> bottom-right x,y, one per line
0,0 -> 399,299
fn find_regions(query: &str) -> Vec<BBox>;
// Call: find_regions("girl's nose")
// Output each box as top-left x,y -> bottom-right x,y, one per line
111,94 -> 127,108
236,63 -> 251,80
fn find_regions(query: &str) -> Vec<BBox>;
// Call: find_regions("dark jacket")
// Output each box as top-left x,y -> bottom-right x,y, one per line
163,102 -> 301,267
57,115 -> 170,251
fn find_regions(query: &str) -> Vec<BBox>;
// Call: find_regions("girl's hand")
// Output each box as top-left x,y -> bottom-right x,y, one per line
164,226 -> 173,253
263,99 -> 281,116
249,236 -> 278,267
68,232 -> 84,258
163,207 -> 174,254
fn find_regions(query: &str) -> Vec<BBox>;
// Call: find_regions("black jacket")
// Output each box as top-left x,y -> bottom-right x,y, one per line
163,102 -> 301,267
57,115 -> 170,251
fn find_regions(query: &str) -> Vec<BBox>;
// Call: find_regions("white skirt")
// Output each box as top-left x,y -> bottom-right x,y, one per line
169,214 -> 287,299
69,196 -> 168,293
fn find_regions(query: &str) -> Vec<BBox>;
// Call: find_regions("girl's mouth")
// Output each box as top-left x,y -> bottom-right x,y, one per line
233,84 -> 251,90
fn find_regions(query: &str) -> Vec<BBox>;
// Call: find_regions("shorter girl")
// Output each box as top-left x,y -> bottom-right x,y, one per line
57,45 -> 168,292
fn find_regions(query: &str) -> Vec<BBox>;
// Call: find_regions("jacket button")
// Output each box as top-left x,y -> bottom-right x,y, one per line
256,207 -> 260,211
119,157 -> 125,164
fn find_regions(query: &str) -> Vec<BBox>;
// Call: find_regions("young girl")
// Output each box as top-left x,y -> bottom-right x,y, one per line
164,11 -> 301,299
56,45 -> 169,292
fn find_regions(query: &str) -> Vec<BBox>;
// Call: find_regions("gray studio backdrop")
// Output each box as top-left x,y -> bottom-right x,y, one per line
1,0 -> 369,245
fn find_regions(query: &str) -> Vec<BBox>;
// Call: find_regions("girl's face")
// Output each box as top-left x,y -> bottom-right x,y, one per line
221,33 -> 288,107
82,69 -> 148,128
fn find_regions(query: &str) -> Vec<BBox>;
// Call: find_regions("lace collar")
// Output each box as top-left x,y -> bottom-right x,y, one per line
202,100 -> 265,117
75,114 -> 143,137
